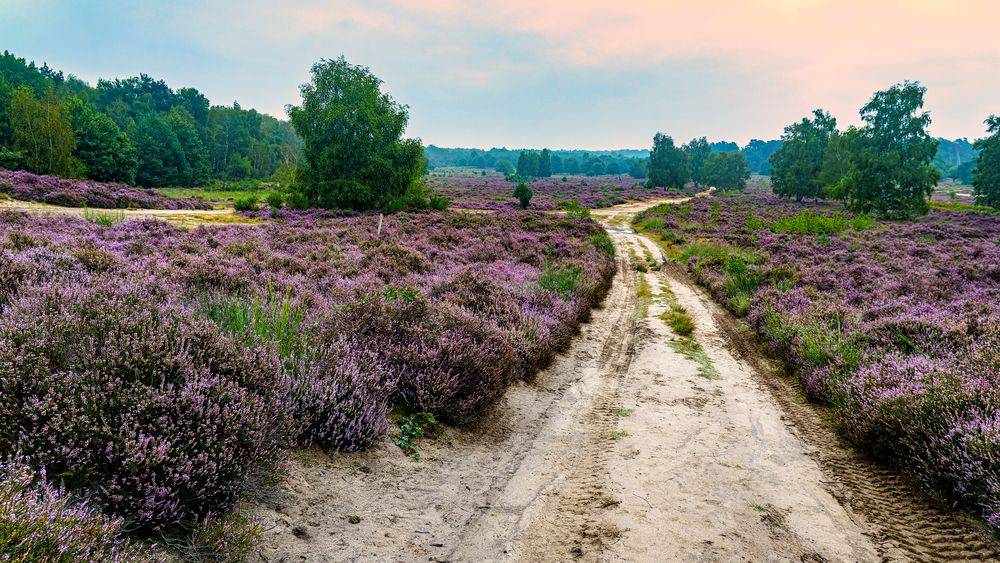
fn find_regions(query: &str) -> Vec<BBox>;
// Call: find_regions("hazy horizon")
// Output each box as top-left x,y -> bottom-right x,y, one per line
3,0 -> 998,150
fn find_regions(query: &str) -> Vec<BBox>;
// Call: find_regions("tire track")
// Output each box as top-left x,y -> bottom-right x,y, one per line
665,262 -> 1000,562
518,235 -> 638,562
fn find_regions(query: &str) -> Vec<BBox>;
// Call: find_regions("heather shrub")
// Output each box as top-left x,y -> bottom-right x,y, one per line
840,325 -> 1000,524
0,169 -> 210,210
0,459 -> 147,562
0,208 -> 616,467
320,291 -> 518,425
289,334 -> 393,451
640,193 -> 1000,528
0,279 -> 292,531
394,303 -> 518,423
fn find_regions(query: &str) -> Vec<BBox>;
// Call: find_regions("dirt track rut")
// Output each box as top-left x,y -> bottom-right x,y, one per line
253,201 -> 1000,562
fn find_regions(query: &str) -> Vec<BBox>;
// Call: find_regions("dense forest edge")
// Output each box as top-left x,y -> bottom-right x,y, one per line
0,50 -> 982,193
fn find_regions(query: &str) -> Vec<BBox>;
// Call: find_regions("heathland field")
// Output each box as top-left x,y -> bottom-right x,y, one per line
2,25 -> 1000,562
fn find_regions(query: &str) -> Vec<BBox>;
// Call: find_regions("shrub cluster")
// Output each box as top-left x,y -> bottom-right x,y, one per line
427,174 -> 681,210
0,459 -> 147,562
0,169 -> 211,210
0,278 -> 291,530
0,207 -> 615,546
636,190 -> 1000,528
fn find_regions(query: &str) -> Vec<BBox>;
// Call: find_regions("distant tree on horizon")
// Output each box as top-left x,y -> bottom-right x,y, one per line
628,158 -> 647,179
494,159 -> 514,174
538,148 -> 552,177
646,133 -> 690,189
682,137 -> 712,184
972,114 -> 1000,209
700,152 -> 750,190
769,109 -> 837,202
742,139 -> 783,174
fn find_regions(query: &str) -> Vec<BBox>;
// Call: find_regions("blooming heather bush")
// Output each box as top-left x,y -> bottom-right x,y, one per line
290,333 -> 394,450
427,174 -> 682,210
0,208 -> 613,458
0,168 -> 211,210
636,192 -> 1000,527
0,278 -> 292,530
0,459 -> 147,562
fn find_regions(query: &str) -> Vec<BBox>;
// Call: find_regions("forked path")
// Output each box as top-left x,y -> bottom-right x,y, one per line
253,199 -> 999,562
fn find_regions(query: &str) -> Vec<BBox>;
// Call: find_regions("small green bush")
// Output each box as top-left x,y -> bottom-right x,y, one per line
590,230 -> 615,257
394,412 -> 438,461
429,195 -> 450,210
233,194 -> 260,211
638,218 -> 665,231
538,263 -> 582,299
661,305 -> 695,336
513,183 -> 533,209
770,210 -> 875,235
83,206 -> 126,226
265,192 -> 284,209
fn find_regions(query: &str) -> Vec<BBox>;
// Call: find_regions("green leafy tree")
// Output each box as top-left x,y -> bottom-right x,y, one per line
10,87 -> 77,176
0,74 -> 13,148
288,57 -> 424,210
132,113 -> 189,187
537,148 -> 552,177
817,127 -> 861,200
742,139 -> 782,175
165,107 -> 210,185
647,133 -> 690,188
550,154 -> 563,174
494,159 -> 514,174
0,146 -> 21,169
700,152 -> 750,190
841,82 -> 939,218
769,109 -> 837,202
682,137 -> 712,184
628,158 -> 647,179
517,151 -> 540,177
972,115 -> 1000,209
67,98 -> 137,183
513,182 -> 533,209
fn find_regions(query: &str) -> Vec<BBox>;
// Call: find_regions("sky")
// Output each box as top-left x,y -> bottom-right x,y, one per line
2,0 -> 998,150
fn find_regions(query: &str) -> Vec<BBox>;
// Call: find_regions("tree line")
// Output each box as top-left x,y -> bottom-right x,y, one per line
767,81 -> 999,217
0,51 -> 301,187
645,134 -> 752,191
509,149 -> 645,178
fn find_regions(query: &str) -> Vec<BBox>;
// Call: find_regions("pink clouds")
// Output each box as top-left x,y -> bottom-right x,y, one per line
385,0 -> 999,138
17,0 -> 992,146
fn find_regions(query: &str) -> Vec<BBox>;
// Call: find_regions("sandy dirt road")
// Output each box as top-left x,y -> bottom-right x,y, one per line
252,200 -> 1000,562
0,199 -> 253,228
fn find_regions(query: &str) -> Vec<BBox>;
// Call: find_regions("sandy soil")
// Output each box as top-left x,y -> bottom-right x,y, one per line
249,198 -> 1000,562
0,199 -> 254,228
